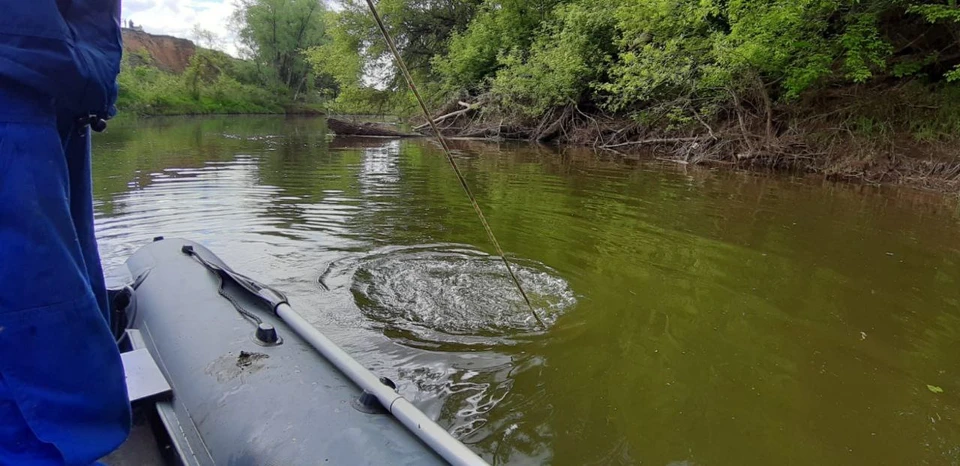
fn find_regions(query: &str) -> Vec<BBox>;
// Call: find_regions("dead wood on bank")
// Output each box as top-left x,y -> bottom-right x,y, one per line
410,91 -> 960,192
327,118 -> 421,138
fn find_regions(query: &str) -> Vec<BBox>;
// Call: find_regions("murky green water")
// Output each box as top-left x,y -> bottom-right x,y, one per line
93,116 -> 960,465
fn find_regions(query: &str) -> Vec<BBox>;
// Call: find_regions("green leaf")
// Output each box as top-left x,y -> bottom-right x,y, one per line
927,385 -> 944,394
945,66 -> 960,83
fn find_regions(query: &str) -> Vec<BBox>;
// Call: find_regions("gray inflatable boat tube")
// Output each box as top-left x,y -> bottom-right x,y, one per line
125,238 -> 487,466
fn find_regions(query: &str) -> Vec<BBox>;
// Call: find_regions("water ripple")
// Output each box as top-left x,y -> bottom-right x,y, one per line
321,244 -> 577,348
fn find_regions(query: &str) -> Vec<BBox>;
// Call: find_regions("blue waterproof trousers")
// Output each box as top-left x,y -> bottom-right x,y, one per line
0,0 -> 131,463
0,114 -> 131,464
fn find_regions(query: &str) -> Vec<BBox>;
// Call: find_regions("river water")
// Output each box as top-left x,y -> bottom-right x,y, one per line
93,116 -> 960,465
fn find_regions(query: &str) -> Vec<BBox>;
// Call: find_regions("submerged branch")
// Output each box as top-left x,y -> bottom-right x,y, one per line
600,137 -> 703,149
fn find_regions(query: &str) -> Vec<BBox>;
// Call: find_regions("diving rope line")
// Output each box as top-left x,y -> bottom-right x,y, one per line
363,0 -> 546,330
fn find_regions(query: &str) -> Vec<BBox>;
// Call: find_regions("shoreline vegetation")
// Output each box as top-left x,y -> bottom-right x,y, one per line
119,0 -> 960,192
410,85 -> 960,192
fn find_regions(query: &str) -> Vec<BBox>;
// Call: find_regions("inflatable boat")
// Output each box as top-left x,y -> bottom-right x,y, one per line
105,237 -> 486,466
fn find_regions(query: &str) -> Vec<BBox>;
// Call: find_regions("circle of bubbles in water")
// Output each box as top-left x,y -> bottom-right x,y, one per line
350,245 -> 576,342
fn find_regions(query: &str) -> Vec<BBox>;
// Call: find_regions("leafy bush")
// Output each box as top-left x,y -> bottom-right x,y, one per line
436,0 -> 568,91
117,50 -> 283,115
427,0 -> 960,122
490,2 -> 618,117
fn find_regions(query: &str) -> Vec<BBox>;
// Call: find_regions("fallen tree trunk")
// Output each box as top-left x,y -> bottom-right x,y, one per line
327,118 -> 421,138
414,102 -> 478,131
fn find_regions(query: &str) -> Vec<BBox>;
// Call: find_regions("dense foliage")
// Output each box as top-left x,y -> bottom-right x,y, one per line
311,0 -> 960,136
120,0 -> 960,132
304,0 -> 482,114
440,0 -> 960,117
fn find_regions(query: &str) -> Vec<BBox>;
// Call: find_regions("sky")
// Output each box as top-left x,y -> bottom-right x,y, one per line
121,0 -> 339,57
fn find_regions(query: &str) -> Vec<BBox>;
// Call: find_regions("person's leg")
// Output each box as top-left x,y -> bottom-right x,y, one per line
59,118 -> 110,324
0,373 -> 64,465
0,120 -> 131,465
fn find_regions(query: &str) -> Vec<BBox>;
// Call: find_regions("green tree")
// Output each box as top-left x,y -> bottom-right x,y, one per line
489,1 -> 619,116
232,0 -> 328,99
436,0 -> 569,91
304,1 -> 469,115
333,0 -> 482,83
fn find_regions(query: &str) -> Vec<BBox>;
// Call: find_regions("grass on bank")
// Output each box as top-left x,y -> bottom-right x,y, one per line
117,49 -> 286,115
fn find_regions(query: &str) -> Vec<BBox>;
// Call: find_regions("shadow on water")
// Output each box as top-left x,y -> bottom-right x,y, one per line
94,115 -> 960,465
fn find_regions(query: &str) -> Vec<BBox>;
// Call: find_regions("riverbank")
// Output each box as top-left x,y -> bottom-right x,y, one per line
415,82 -> 960,193
303,0 -> 960,194
117,26 -> 329,117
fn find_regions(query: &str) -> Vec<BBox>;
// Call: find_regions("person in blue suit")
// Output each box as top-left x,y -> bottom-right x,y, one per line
0,0 -> 132,464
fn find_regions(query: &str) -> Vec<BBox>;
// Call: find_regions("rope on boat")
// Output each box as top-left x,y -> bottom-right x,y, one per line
363,0 -> 546,330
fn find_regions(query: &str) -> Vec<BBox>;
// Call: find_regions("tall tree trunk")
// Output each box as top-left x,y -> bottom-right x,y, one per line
293,75 -> 307,101
284,1 -> 318,93
272,2 -> 280,92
